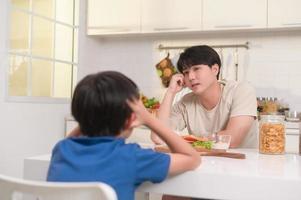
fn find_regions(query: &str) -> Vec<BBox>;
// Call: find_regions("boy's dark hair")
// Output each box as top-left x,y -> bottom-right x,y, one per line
71,71 -> 139,137
177,45 -> 221,79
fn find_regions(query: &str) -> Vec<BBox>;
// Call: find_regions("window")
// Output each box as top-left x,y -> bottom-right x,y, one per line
8,0 -> 79,101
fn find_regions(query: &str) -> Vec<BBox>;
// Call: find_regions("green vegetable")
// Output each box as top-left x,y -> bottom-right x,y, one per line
157,69 -> 163,77
191,141 -> 213,150
141,94 -> 160,109
144,102 -> 150,108
172,66 -> 177,73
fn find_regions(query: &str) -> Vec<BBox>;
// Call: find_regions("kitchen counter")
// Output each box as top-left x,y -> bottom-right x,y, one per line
138,148 -> 301,200
24,149 -> 301,200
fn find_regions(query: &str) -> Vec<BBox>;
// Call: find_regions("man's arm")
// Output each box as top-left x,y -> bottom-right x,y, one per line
218,82 -> 257,148
151,90 -> 176,144
151,74 -> 185,144
218,116 -> 255,148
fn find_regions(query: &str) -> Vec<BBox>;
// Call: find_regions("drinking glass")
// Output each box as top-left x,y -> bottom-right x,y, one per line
213,135 -> 231,150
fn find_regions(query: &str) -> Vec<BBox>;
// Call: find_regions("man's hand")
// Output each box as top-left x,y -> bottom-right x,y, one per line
168,74 -> 185,94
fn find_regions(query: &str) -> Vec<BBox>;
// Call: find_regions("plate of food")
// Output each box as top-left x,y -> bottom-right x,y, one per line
181,135 -> 215,151
154,135 -> 245,159
155,135 -> 222,153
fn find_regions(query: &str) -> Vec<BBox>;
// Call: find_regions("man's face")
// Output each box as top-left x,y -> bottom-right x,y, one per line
182,64 -> 219,95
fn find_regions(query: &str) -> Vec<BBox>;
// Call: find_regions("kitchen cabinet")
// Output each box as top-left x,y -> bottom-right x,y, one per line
285,121 -> 299,153
203,0 -> 267,30
286,129 -> 299,153
87,0 -> 141,35
268,0 -> 301,28
85,0 -> 301,36
141,0 -> 202,33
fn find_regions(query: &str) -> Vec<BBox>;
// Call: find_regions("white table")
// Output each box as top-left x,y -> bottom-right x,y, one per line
24,149 -> 301,200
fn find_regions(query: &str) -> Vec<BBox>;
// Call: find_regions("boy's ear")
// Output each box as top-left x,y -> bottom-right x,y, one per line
124,113 -> 139,130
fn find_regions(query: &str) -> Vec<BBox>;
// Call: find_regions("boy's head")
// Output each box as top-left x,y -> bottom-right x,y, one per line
71,71 -> 139,137
177,45 -> 221,79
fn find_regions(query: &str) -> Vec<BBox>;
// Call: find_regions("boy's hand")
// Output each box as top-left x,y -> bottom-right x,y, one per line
126,98 -> 151,128
68,126 -> 81,137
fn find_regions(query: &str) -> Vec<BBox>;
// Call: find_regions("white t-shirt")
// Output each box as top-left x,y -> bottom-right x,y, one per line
170,80 -> 258,148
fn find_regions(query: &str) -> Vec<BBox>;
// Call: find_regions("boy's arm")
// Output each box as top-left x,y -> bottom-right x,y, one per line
128,99 -> 201,176
147,114 -> 201,175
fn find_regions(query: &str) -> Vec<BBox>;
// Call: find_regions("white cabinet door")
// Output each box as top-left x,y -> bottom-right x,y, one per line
87,0 -> 140,35
203,0 -> 267,30
286,129 -> 299,153
141,0 -> 202,33
268,0 -> 301,28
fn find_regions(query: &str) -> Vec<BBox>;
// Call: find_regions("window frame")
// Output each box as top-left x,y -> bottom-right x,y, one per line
6,0 -> 79,103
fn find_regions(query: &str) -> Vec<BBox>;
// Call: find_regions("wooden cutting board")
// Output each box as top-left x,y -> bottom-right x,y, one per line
154,146 -> 246,159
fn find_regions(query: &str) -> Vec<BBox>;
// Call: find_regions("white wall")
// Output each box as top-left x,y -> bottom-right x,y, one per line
0,0 -> 70,177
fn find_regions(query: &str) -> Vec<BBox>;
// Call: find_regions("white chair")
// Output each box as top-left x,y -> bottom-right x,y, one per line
0,174 -> 117,200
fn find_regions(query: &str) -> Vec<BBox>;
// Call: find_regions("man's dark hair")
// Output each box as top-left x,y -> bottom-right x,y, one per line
71,71 -> 139,137
177,45 -> 221,79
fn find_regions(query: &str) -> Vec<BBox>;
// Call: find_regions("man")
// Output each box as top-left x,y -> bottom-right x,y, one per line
151,45 -> 258,148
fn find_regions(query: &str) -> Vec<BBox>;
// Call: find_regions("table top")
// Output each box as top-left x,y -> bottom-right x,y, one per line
137,148 -> 301,200
24,148 -> 301,200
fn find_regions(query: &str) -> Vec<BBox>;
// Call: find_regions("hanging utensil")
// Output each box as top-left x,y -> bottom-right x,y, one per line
218,48 -> 224,80
234,47 -> 239,81
223,48 -> 233,80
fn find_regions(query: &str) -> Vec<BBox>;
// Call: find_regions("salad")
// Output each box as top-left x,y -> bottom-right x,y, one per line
182,135 -> 213,150
141,94 -> 160,109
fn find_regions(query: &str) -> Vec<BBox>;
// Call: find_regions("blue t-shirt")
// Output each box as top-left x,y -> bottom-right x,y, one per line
47,136 -> 170,200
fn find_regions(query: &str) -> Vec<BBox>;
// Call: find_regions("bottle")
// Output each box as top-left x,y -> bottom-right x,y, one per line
299,123 -> 301,155
257,97 -> 263,112
264,97 -> 278,114
259,115 -> 285,154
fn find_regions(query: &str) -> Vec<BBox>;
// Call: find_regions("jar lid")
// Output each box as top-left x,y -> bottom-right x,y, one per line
260,114 -> 285,121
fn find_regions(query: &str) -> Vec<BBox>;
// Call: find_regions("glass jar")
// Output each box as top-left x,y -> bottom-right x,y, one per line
259,115 -> 285,154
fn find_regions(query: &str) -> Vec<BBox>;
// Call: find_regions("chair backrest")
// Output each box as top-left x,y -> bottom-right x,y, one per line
0,174 -> 117,200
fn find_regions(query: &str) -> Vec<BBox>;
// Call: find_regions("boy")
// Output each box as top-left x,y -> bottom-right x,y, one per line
47,71 -> 201,200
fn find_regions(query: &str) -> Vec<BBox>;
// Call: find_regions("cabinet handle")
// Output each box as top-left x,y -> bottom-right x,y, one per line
88,26 -> 134,32
153,27 -> 188,31
282,22 -> 301,26
286,133 -> 299,136
214,24 -> 252,28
